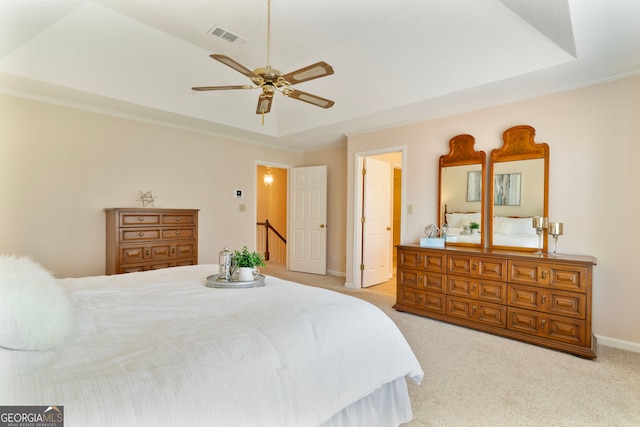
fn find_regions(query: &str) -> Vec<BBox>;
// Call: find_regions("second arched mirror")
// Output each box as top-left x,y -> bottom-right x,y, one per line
489,125 -> 549,252
439,134 -> 486,248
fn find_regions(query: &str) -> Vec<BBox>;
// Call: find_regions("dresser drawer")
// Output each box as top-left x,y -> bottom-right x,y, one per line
175,243 -> 196,258
448,255 -> 506,280
398,268 -> 445,292
446,296 -> 506,327
398,287 -> 446,314
508,284 -> 586,319
161,228 -> 195,240
447,276 -> 506,304
398,250 -> 446,272
507,307 -> 587,346
120,214 -> 161,226
119,246 -> 145,263
120,228 -> 161,242
508,261 -> 587,292
162,214 -> 196,225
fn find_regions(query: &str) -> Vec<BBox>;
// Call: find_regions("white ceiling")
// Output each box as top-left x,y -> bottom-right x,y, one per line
1,0 -> 639,151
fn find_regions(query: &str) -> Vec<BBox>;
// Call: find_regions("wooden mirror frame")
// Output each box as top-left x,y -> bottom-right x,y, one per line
488,125 -> 549,252
438,134 -> 486,248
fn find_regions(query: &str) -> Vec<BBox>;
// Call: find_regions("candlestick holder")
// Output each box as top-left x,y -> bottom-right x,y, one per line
532,216 -> 548,255
549,222 -> 564,256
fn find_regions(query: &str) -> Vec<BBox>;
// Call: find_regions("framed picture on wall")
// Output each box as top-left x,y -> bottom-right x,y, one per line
466,171 -> 482,202
494,173 -> 521,206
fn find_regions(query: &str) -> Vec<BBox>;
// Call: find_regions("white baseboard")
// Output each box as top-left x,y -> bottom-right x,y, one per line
595,335 -> 640,354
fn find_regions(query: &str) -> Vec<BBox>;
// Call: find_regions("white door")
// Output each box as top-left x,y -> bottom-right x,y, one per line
289,166 -> 327,274
362,158 -> 392,287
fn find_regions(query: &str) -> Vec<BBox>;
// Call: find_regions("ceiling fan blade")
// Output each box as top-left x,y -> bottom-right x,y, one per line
281,62 -> 334,85
284,89 -> 334,109
256,94 -> 273,114
192,85 -> 254,91
211,54 -> 260,80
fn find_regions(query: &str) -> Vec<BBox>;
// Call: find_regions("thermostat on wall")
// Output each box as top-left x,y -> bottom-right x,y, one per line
234,189 -> 243,199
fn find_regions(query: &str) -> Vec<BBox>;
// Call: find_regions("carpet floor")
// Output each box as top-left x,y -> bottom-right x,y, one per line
264,262 -> 640,427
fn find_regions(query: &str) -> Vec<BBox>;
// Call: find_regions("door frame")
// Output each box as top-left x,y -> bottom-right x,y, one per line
351,146 -> 406,289
255,160 -> 293,266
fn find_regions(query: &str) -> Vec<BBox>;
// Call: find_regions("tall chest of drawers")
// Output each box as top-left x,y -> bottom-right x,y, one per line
105,208 -> 199,274
394,244 -> 597,358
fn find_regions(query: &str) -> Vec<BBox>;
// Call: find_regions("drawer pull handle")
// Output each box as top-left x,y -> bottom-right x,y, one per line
417,295 -> 423,303
175,230 -> 181,235
472,305 -> 477,314
176,217 -> 181,221
472,262 -> 477,270
541,270 -> 547,279
172,248 -> 176,254
541,295 -> 547,304
138,217 -> 144,221
145,250 -> 150,256
472,284 -> 477,291
138,232 -> 144,236
541,319 -> 546,329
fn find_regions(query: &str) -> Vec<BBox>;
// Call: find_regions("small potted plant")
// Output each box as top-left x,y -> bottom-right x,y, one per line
469,221 -> 480,234
233,246 -> 266,281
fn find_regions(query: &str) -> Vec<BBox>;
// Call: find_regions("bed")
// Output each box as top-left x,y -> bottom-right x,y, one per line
0,260 -> 423,427
444,212 -> 538,248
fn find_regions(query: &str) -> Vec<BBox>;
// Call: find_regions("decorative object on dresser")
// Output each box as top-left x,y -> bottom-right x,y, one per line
136,190 -> 158,207
105,208 -> 199,274
394,244 -> 597,358
532,216 -> 549,255
549,222 -> 564,256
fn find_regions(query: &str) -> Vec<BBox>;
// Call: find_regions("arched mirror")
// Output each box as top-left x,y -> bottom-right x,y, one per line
439,134 -> 486,248
489,125 -> 549,252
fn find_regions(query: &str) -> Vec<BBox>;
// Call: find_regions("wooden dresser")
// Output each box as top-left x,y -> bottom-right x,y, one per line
105,208 -> 199,274
394,244 -> 597,358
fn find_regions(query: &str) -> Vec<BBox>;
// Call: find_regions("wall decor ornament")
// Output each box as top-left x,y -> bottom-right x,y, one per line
466,171 -> 482,202
137,191 -> 157,207
494,173 -> 521,205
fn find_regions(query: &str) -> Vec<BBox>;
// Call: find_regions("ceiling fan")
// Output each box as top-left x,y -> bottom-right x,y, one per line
192,0 -> 335,121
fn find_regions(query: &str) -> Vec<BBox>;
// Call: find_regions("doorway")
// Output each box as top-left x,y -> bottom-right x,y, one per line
353,148 -> 404,292
256,165 -> 288,265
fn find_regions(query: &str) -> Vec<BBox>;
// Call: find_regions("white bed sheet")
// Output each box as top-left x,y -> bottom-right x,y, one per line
446,228 -> 537,247
0,265 -> 423,427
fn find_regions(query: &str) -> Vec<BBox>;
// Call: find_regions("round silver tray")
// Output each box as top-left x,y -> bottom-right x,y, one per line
206,274 -> 266,289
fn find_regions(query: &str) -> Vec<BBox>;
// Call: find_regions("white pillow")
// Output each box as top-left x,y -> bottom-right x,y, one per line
0,255 -> 73,350
493,216 -> 536,235
493,217 -> 513,235
446,212 -> 480,228
508,217 -> 537,235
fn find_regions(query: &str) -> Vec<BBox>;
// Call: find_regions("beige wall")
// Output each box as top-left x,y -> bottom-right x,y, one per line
347,74 -> 640,350
302,145 -> 348,276
0,95 -> 312,277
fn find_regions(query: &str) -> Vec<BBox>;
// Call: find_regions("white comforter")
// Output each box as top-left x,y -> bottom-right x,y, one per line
0,265 -> 423,427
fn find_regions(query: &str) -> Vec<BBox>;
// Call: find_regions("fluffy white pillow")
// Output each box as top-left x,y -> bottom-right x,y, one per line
446,212 -> 480,228
0,255 -> 73,350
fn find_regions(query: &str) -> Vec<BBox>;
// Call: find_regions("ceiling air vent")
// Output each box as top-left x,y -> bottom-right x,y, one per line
208,25 -> 247,45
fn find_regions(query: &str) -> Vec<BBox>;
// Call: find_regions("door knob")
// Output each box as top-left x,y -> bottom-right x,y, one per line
320,224 -> 325,228
387,226 -> 392,231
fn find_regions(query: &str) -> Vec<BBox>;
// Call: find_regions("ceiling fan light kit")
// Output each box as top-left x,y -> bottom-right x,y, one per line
191,0 -> 334,123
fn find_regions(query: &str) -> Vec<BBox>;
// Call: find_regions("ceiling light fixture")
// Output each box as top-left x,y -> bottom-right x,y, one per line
264,167 -> 274,186
192,0 -> 335,125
